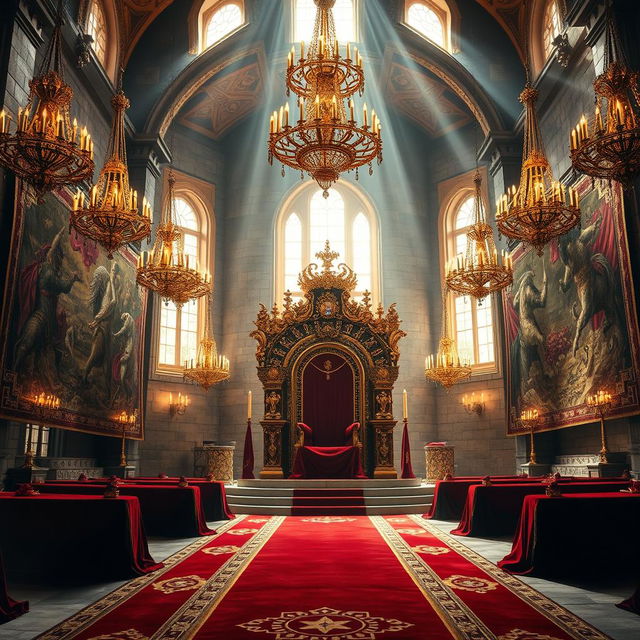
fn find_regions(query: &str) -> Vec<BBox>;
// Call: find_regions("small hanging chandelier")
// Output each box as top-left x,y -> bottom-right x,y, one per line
268,0 -> 382,197
446,169 -> 513,301
496,84 -> 581,256
570,3 -> 640,187
425,289 -> 472,389
183,294 -> 230,390
136,172 -> 211,307
0,0 -> 94,198
70,90 -> 152,258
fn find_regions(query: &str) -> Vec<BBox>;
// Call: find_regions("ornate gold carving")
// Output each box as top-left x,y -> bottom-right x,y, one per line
203,446 -> 234,483
425,446 -> 455,483
299,241 -> 358,293
375,391 -> 393,419
316,291 -> 338,318
265,391 -> 281,419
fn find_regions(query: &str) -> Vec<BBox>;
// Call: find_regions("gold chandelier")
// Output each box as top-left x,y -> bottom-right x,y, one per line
184,294 -> 230,390
496,84 -> 581,256
136,172 -> 211,307
70,91 -> 151,258
425,289 -> 472,389
570,5 -> 640,187
0,1 -> 94,198
446,170 -> 513,300
268,0 -> 382,197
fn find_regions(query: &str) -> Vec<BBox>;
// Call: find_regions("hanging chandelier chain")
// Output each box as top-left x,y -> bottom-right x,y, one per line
39,0 -> 65,80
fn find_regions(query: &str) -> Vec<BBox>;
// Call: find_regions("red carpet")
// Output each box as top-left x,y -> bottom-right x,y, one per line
291,488 -> 366,515
38,515 -> 610,640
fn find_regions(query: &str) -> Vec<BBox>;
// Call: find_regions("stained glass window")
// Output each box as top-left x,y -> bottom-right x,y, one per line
543,1 -> 562,59
406,2 -> 445,48
86,0 -> 107,67
204,2 -> 243,49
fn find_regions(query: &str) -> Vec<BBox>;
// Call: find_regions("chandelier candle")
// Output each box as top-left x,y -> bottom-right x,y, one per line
268,0 -> 382,196
0,0 -> 94,198
496,85 -> 580,255
70,91 -> 152,258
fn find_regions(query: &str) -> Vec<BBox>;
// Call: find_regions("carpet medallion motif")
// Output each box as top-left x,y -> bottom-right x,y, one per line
238,606 -> 413,639
226,528 -> 260,535
497,631 -> 563,640
300,517 -> 357,523
87,631 -> 148,640
201,545 -> 241,555
152,575 -> 207,594
411,544 -> 451,555
394,528 -> 427,535
442,575 -> 499,594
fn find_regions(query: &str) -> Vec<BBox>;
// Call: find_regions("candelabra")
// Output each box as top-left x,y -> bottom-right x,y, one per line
0,0 -> 94,198
183,294 -> 230,390
586,390 -> 614,463
462,392 -> 485,416
23,392 -> 61,468
268,0 -> 382,196
70,90 -> 152,258
425,289 -> 472,389
169,392 -> 189,416
117,409 -> 137,467
446,170 -> 512,300
136,172 -> 211,306
570,3 -> 640,187
518,408 -> 540,465
496,84 -> 580,255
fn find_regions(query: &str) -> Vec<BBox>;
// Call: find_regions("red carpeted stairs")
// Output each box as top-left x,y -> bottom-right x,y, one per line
291,488 -> 366,515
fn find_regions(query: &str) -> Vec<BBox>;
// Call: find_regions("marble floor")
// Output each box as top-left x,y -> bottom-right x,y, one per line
0,518 -> 638,639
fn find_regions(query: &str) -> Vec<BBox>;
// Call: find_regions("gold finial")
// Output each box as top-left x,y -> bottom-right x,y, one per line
316,240 -> 340,273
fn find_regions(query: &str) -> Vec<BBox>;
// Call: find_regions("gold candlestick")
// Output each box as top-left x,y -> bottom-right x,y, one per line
518,408 -> 540,465
586,390 -> 614,463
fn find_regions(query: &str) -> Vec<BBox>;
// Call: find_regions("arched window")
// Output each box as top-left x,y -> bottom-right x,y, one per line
276,182 -> 379,304
203,1 -> 244,49
406,2 -> 444,48
442,180 -> 496,370
542,0 -> 562,59
86,0 -> 107,67
294,0 -> 355,43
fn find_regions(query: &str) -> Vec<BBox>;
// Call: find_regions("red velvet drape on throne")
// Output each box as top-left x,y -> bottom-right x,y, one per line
302,353 -> 354,445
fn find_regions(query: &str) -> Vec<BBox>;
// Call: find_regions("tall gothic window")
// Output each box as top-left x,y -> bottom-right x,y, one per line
542,0 -> 562,59
277,183 -> 379,304
445,192 -> 496,368
294,0 -> 355,42
405,1 -> 448,50
86,0 -> 107,67
158,197 -> 205,369
203,1 -> 244,49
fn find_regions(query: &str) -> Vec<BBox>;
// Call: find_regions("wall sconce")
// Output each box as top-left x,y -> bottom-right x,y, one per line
462,392 -> 485,416
169,392 -> 189,416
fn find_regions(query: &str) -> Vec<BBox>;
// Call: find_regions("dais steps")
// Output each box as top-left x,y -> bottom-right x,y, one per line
226,478 -> 434,515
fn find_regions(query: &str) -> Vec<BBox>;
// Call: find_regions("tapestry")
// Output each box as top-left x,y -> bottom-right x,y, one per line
503,177 -> 640,434
0,187 -> 145,439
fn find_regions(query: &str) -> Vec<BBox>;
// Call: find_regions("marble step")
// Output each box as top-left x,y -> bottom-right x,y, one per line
226,485 -> 433,498
228,493 -> 431,506
228,503 -> 432,515
237,478 -> 423,488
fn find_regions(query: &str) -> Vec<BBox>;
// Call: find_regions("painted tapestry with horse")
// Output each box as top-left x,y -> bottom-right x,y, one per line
503,177 -> 640,434
0,188 -> 145,439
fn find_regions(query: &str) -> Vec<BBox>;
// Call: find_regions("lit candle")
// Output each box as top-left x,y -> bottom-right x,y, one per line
349,99 -> 354,122
299,97 -> 304,121
346,42 -> 351,60
570,129 -> 577,150
284,103 -> 289,127
300,40 -> 305,59
315,95 -> 320,119
363,102 -> 368,127
402,388 -> 408,420
247,390 -> 252,420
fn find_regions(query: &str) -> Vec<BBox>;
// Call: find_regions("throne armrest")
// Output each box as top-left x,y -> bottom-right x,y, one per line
296,422 -> 313,448
344,422 -> 361,447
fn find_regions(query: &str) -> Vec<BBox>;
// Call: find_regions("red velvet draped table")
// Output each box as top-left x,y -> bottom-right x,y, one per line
0,493 -> 162,583
451,480 -> 629,537
0,549 -> 27,624
63,478 -> 234,521
425,477 -> 539,521
290,446 -> 366,479
37,484 -> 214,537
498,492 -> 640,577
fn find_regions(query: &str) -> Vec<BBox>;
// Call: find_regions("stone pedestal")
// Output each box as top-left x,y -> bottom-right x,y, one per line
587,461 -> 629,478
259,420 -> 287,479
194,445 -> 235,482
520,461 -> 551,477
425,445 -> 454,482
103,465 -> 136,479
5,466 -> 48,491
370,420 -> 397,479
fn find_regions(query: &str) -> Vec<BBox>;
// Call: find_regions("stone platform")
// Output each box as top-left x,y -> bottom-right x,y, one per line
226,478 -> 434,515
